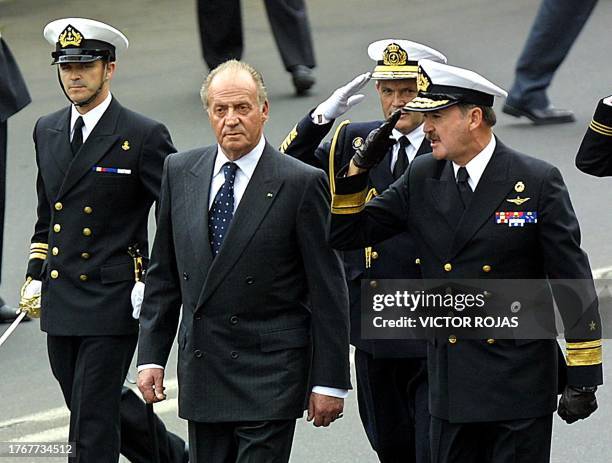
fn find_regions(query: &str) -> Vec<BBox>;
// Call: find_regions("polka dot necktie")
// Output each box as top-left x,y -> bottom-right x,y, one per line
209,162 -> 238,256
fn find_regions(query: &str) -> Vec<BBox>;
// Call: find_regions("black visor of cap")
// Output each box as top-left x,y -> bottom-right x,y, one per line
52,39 -> 116,64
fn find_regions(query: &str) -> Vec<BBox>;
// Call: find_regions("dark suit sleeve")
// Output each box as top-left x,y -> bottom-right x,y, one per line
0,37 -> 31,122
296,170 -> 351,389
137,155 -> 182,367
27,120 -> 50,279
575,98 -> 612,177
328,167 -> 410,251
538,166 -> 602,386
138,122 -> 176,206
279,110 -> 334,169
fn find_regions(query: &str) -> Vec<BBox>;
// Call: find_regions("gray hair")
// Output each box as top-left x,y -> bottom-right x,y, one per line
200,59 -> 267,109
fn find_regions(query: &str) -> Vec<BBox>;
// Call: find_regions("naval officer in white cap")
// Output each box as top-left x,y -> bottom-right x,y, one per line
18,18 -> 184,462
329,60 -> 602,462
280,40 -> 446,463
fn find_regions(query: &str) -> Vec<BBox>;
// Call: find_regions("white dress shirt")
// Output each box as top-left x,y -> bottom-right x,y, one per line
141,135 -> 348,399
70,92 -> 112,142
452,135 -> 496,191
390,124 -> 425,172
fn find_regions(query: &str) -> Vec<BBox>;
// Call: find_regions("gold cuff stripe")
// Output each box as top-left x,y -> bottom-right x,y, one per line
328,120 -> 351,194
591,119 -> 612,132
566,347 -> 602,366
331,190 -> 368,215
30,242 -> 49,250
590,120 -> 612,136
567,339 -> 602,350
279,126 -> 298,153
29,252 -> 47,260
30,248 -> 48,254
365,188 -> 378,203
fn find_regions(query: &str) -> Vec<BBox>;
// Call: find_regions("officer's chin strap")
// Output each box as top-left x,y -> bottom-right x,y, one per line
57,61 -> 109,108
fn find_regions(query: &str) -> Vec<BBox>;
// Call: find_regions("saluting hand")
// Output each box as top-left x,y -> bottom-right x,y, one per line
351,109 -> 402,171
307,392 -> 344,427
312,72 -> 371,123
137,368 -> 166,404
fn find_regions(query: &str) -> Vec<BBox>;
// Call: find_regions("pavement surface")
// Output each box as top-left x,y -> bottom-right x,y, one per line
1,0 -> 612,461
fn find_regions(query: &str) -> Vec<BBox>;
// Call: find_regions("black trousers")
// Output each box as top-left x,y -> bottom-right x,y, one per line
355,349 -> 429,463
196,0 -> 315,71
47,334 -> 137,463
430,414 -> 553,463
188,419 -> 296,463
120,387 -> 187,463
507,0 -> 598,109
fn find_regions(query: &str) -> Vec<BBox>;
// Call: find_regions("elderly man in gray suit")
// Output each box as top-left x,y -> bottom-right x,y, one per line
136,60 -> 351,463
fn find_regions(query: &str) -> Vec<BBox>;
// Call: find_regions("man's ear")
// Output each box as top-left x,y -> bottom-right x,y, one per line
261,100 -> 270,122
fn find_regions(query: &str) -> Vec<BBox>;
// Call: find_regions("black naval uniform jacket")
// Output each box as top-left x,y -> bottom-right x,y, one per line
27,97 -> 175,336
137,143 -> 351,423
576,96 -> 612,176
280,112 -> 430,358
329,137 -> 603,423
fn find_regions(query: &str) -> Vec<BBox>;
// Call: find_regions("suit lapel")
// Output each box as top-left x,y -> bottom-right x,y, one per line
198,144 -> 284,308
425,162 -> 462,260
185,146 -> 216,282
449,141 -> 515,259
57,98 -> 121,199
45,108 -> 73,178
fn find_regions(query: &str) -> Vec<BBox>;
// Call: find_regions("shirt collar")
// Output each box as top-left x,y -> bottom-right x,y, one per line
392,124 -> 425,148
214,135 -> 266,179
452,135 -> 496,188
70,92 -> 113,134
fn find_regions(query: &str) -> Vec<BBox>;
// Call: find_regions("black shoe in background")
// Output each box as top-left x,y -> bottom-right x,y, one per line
502,103 -> 575,125
0,297 -> 30,323
290,65 -> 315,96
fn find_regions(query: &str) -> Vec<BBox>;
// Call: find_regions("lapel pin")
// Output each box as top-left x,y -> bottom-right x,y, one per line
514,181 -> 525,193
266,192 -> 274,198
121,140 -> 130,151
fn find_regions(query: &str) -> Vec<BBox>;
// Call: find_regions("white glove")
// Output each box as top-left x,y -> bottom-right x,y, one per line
312,72 -> 371,124
603,95 -> 612,107
23,279 -> 42,299
131,281 -> 145,319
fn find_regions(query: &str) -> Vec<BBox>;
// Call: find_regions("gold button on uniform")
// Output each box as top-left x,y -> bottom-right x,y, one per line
482,265 -> 492,273
79,274 -> 88,281
448,335 -> 457,344
50,270 -> 59,279
82,228 -> 92,237
487,338 -> 495,345
370,280 -> 378,288
54,202 -> 63,211
81,252 -> 90,259
52,247 -> 59,256
53,224 -> 61,233
83,206 -> 93,214
371,251 -> 379,260
415,258 -> 421,265
444,263 -> 452,272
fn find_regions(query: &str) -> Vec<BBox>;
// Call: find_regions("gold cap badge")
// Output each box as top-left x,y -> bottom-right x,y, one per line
417,66 -> 431,93
382,43 -> 408,66
58,25 -> 83,48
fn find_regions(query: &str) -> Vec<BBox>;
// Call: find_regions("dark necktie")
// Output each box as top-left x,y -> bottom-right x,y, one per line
71,116 -> 85,156
209,162 -> 238,256
392,136 -> 410,180
456,166 -> 473,209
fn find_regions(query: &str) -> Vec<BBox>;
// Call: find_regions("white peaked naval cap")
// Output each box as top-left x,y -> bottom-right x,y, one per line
44,17 -> 128,64
404,59 -> 508,111
368,39 -> 447,80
